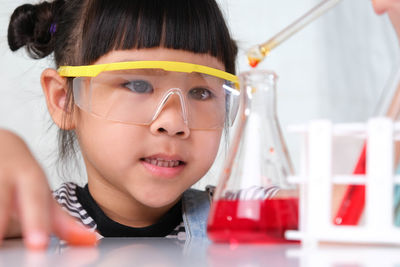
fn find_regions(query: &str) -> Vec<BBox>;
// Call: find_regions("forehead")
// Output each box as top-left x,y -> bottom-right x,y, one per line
95,48 -> 226,71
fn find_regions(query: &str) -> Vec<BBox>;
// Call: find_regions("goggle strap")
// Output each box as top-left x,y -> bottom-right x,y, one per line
58,61 -> 239,86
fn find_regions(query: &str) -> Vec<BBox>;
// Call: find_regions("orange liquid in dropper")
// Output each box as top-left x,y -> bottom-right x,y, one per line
248,58 -> 261,68
247,47 -> 271,68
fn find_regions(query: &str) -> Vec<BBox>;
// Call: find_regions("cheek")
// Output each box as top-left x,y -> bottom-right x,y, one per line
75,115 -> 146,168
191,130 -> 222,170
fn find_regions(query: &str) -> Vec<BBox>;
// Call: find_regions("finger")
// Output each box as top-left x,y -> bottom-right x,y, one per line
52,201 -> 97,246
0,179 -> 13,245
372,0 -> 391,14
16,169 -> 52,250
5,213 -> 22,239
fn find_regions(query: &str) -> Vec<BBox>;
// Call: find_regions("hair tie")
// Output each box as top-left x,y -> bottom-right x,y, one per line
49,23 -> 57,35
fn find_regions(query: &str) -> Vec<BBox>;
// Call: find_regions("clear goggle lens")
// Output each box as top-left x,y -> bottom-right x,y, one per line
72,68 -> 240,130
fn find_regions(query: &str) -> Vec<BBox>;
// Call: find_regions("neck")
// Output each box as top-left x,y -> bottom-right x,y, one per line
87,179 -> 177,228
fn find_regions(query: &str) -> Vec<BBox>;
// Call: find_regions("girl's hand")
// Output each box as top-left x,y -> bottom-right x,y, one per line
0,129 -> 96,250
372,0 -> 400,43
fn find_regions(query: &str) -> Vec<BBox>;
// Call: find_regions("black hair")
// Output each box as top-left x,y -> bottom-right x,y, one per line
8,0 -> 238,166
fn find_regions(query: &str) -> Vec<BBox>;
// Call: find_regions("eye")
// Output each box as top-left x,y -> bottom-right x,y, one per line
123,80 -> 153,93
189,87 -> 213,100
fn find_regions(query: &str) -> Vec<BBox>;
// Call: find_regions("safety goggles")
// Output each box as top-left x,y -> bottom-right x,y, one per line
58,61 -> 240,130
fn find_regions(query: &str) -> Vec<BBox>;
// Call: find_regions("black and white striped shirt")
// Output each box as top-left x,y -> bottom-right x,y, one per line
53,183 -> 186,240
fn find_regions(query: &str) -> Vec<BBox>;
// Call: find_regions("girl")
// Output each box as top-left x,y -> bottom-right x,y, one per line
3,0 -> 238,249
0,0 -> 399,251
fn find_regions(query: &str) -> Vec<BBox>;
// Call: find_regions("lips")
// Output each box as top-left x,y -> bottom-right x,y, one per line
142,158 -> 184,168
140,155 -> 186,179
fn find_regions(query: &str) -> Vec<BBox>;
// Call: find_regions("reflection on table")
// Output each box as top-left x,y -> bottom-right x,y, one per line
0,237 -> 400,267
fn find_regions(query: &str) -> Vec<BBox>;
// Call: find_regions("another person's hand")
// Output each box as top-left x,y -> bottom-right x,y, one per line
0,129 -> 96,250
372,0 -> 400,43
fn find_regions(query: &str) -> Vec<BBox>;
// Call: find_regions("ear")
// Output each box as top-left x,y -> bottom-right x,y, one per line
41,68 -> 75,130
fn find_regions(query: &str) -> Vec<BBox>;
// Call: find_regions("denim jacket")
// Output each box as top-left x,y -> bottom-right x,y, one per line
182,188 -> 212,241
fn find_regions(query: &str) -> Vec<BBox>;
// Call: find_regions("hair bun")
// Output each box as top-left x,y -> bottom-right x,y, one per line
8,2 -> 55,59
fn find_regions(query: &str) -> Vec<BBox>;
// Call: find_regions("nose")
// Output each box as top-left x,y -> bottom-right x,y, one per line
149,91 -> 190,138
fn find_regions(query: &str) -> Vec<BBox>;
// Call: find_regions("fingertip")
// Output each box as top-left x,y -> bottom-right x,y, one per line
65,230 -> 98,247
371,0 -> 389,15
52,202 -> 98,246
374,7 -> 386,15
372,4 -> 384,14
25,231 -> 49,251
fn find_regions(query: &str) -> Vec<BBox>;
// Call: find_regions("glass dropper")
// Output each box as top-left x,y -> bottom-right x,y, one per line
247,0 -> 343,68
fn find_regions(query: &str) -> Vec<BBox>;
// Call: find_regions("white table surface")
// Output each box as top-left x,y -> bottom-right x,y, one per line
1,238 -> 400,267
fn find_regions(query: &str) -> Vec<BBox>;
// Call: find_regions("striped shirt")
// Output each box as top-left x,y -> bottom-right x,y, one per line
53,182 -> 186,240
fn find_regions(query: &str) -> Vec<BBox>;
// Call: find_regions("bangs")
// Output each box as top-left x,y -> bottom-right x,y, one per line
81,0 -> 237,74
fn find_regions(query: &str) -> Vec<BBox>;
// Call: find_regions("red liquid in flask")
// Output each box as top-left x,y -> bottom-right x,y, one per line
207,198 -> 299,243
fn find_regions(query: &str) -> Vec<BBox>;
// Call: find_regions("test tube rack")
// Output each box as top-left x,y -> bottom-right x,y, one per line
285,117 -> 400,246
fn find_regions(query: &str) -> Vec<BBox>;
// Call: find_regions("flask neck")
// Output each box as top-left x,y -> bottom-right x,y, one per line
240,71 -> 277,117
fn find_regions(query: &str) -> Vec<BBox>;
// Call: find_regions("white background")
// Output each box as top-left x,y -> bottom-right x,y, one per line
0,0 -> 398,189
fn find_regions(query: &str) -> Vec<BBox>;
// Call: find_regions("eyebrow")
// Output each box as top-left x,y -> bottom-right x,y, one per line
116,68 -> 168,76
116,59 -> 216,76
112,65 -> 213,80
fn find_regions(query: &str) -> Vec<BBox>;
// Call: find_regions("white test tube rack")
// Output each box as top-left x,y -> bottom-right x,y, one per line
285,117 -> 400,246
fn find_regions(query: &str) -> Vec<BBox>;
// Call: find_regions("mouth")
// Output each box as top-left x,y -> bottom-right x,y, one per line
140,157 -> 186,168
140,155 -> 186,179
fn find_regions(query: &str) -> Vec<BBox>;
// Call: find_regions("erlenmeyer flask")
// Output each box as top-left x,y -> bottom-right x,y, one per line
207,70 -> 299,243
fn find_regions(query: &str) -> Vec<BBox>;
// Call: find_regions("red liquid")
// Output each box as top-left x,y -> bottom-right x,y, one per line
334,143 -> 366,225
207,198 -> 299,243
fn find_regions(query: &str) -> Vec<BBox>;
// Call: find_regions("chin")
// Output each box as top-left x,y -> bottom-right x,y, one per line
141,197 -> 179,209
135,188 -> 184,209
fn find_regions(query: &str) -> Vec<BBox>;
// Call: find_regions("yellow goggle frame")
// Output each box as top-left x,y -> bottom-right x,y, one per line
57,60 -> 239,89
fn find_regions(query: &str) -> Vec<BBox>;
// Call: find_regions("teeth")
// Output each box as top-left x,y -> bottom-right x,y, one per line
144,158 -> 181,168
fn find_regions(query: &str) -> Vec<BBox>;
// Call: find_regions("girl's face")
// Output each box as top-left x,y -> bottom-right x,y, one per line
74,48 -> 224,209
